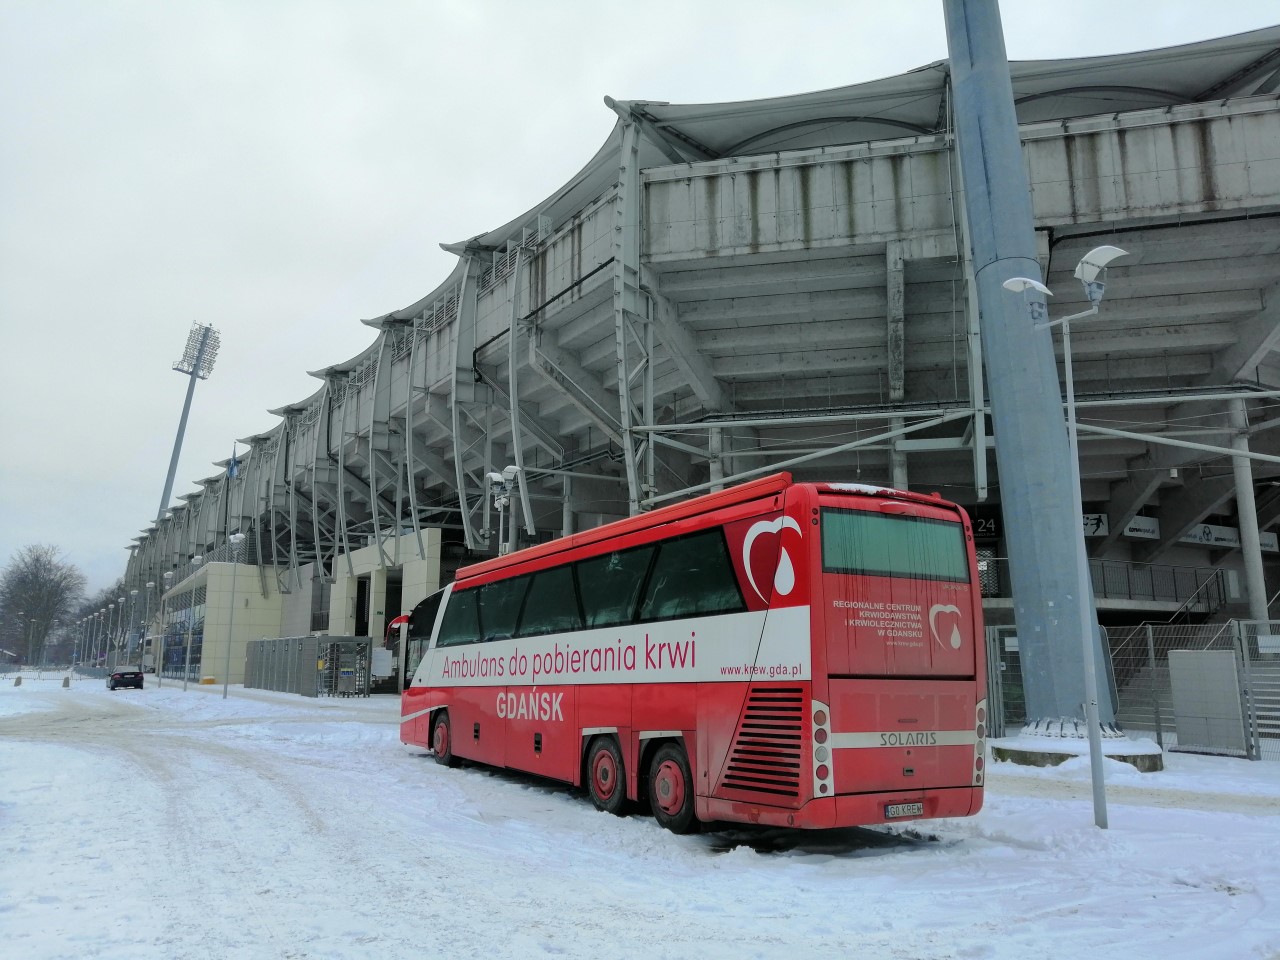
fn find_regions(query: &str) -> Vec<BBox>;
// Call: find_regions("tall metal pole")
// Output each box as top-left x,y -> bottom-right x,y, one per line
222,534 -> 245,699
1061,317 -> 1109,828
182,618 -> 193,692
128,589 -> 139,663
156,324 -> 220,525
943,0 -> 1112,730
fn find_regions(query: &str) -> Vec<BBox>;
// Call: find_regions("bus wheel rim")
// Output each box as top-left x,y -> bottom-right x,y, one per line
655,759 -> 685,815
592,751 -> 617,800
433,722 -> 447,757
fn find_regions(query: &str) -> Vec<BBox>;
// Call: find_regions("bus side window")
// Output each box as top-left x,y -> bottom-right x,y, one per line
576,545 -> 655,628
477,576 -> 529,642
436,589 -> 481,647
516,566 -> 583,637
408,589 -> 446,647
639,529 -> 746,621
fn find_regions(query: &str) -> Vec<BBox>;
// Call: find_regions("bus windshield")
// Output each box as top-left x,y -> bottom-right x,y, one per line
820,507 -> 969,583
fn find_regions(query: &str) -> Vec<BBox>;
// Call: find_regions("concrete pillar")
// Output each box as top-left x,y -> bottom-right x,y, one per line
944,0 -> 1106,723
1231,398 -> 1270,622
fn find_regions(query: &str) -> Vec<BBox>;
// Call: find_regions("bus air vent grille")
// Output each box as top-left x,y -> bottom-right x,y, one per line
722,687 -> 803,798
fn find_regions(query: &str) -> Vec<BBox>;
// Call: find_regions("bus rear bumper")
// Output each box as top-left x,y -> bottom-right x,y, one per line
698,786 -> 981,830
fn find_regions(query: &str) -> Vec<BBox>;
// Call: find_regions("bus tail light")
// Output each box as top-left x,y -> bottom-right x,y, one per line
812,700 -> 834,796
973,698 -> 988,785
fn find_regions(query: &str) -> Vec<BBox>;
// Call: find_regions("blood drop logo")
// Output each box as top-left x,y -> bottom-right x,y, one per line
741,517 -> 803,603
929,604 -> 964,650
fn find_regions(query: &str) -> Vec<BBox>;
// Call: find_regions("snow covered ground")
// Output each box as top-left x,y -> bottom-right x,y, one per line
1,673 -> 1277,960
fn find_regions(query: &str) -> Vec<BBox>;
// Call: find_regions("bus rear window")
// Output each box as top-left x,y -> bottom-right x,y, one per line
821,508 -> 969,583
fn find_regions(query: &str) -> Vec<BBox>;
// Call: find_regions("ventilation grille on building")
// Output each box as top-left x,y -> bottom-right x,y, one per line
721,686 -> 804,798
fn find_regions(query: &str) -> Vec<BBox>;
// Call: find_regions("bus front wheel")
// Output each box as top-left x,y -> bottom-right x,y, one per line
587,736 -> 626,816
431,711 -> 457,768
648,742 -> 697,834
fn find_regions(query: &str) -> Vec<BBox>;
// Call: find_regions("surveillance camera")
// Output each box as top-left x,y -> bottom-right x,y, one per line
485,472 -> 504,485
502,464 -> 521,481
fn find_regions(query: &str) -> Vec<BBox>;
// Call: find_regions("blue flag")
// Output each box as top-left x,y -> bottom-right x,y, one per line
228,445 -> 240,480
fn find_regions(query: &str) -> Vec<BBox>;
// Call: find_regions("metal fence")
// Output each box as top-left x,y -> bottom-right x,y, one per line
244,636 -> 373,698
977,557 -> 1224,608
987,620 -> 1279,761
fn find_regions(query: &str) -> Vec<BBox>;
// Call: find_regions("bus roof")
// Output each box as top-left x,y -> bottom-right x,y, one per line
457,473 -> 958,583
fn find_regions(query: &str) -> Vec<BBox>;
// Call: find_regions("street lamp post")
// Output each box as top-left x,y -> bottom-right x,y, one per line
160,571 -> 174,687
182,556 -> 203,692
222,534 -> 246,699
1003,244 -> 1127,831
116,597 -> 126,664
106,604 -> 115,670
144,583 -> 154,675
128,589 -> 139,664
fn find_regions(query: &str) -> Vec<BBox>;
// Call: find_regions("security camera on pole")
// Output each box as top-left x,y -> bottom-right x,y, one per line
485,465 -> 522,556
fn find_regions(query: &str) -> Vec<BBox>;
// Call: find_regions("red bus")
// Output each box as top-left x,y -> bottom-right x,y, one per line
400,473 -> 986,833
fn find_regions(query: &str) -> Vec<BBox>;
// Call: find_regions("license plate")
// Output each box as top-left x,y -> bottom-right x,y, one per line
885,802 -> 924,819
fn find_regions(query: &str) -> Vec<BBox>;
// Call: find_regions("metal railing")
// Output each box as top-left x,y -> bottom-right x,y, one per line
989,620 -> 1278,761
978,557 -> 1224,607
1106,569 -> 1229,694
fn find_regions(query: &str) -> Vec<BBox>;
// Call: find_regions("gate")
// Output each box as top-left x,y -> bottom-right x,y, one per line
244,636 -> 373,698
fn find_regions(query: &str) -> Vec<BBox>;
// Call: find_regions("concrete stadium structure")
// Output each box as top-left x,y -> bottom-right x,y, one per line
126,27 -> 1280,672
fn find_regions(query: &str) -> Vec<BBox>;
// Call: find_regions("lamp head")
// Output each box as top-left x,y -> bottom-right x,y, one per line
1074,245 -> 1127,304
1002,276 -> 1053,324
1001,277 -> 1052,296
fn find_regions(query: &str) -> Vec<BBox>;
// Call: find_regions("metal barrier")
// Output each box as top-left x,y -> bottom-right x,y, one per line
989,620 -> 1278,761
244,636 -> 372,698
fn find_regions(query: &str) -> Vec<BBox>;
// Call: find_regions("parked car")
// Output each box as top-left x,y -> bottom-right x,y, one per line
107,667 -> 144,691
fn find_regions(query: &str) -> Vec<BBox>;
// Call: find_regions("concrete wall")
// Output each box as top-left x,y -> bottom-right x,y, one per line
328,530 -> 442,641
199,562 -> 285,685
278,562 -> 319,638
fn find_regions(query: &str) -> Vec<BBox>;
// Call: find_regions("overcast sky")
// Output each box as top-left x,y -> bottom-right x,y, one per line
2,0 -> 1277,595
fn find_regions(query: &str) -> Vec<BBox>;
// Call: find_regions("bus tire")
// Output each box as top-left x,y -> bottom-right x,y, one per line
586,736 -> 626,816
648,742 -> 697,834
430,711 -> 457,768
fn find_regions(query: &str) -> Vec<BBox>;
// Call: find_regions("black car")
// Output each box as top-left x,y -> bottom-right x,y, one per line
107,667 -> 144,690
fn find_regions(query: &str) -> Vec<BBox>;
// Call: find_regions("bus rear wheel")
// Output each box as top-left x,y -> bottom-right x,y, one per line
431,711 -> 457,768
587,736 -> 626,815
648,742 -> 697,834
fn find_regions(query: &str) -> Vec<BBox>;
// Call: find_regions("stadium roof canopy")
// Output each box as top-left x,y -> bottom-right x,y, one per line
372,24 -> 1280,325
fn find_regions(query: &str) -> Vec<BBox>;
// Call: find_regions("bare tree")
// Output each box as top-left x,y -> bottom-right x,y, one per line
0,545 -> 86,663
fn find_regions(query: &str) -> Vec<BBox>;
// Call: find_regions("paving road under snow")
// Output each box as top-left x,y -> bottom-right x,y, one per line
1,676 -> 1278,960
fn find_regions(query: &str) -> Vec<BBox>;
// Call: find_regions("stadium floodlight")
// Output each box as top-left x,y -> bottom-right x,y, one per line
156,323 -> 222,524
173,322 -> 221,379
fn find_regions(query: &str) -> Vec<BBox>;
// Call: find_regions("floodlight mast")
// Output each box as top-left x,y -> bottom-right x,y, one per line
155,323 -> 221,525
